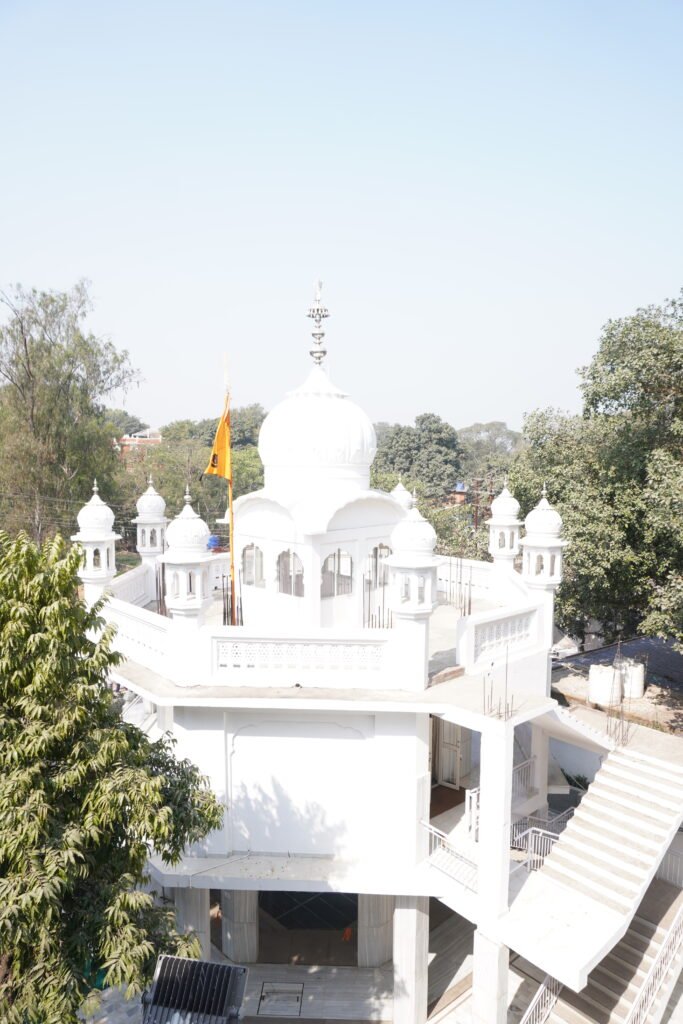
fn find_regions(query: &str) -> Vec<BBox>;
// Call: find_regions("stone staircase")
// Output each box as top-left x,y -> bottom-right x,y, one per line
539,749 -> 683,920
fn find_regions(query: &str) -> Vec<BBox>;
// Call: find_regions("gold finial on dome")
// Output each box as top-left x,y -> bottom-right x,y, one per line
307,279 -> 329,366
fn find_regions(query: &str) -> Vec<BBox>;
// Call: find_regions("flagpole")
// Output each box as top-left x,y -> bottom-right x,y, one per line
225,387 -> 237,627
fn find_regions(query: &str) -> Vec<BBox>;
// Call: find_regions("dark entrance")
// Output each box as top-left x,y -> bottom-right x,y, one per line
258,891 -> 358,965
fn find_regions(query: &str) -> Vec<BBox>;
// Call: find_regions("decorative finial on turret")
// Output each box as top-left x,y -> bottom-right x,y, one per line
307,279 -> 329,365
542,481 -> 548,499
148,474 -> 154,487
184,486 -> 192,505
92,478 -> 99,495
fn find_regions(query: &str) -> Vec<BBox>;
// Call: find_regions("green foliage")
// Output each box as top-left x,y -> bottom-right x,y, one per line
511,291 -> 683,648
0,283 -> 138,540
457,420 -> 522,484
104,409 -> 149,438
0,533 -> 222,1022
422,503 -> 490,560
372,413 -> 462,500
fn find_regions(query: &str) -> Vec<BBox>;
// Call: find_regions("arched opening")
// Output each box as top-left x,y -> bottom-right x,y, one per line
277,550 -> 304,597
498,531 -> 505,549
321,550 -> 353,598
535,554 -> 544,576
188,571 -> 194,595
93,548 -> 101,569
160,529 -> 165,548
150,528 -> 157,546
242,543 -> 265,587
550,554 -> 556,576
417,575 -> 426,603
509,530 -> 515,548
141,528 -> 146,547
401,575 -> 411,603
106,547 -> 110,569
369,544 -> 391,587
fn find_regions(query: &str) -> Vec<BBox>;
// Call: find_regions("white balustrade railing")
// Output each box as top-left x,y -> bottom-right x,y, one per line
656,849 -> 683,888
421,821 -> 478,892
510,827 -> 558,874
109,564 -> 151,606
105,598 -> 171,671
454,603 -> 539,671
518,974 -> 562,1024
511,807 -> 574,849
465,787 -> 480,840
623,902 -> 683,1024
512,756 -> 536,803
212,633 -> 388,686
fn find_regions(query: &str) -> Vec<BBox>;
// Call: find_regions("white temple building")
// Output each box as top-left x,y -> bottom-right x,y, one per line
76,292 -> 683,1024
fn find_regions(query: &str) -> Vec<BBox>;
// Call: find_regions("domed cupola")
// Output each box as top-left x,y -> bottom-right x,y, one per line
486,482 -> 522,567
160,489 -> 214,623
523,495 -> 563,540
71,480 -> 120,607
521,485 -> 567,590
257,285 -> 377,502
386,496 -> 440,618
389,502 -> 438,566
133,476 -> 168,565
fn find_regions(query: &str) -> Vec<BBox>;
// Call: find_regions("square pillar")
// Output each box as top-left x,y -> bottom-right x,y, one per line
174,887 -> 210,960
477,722 -> 514,921
393,895 -> 428,1024
530,723 -> 549,813
358,894 -> 394,967
471,930 -> 509,1024
221,889 -> 259,963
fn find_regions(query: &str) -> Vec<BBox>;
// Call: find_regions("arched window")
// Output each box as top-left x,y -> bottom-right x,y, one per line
106,547 -> 111,569
509,531 -> 515,548
93,548 -> 101,569
401,575 -> 411,602
321,550 -> 353,598
141,528 -> 146,547
550,554 -> 556,576
160,529 -> 165,548
150,528 -> 157,546
535,554 -> 544,576
277,550 -> 304,597
417,575 -> 426,603
187,571 -> 194,595
498,531 -> 505,549
370,544 -> 391,587
242,544 -> 265,587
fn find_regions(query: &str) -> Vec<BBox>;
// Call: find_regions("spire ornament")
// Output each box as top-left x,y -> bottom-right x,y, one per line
307,280 -> 329,365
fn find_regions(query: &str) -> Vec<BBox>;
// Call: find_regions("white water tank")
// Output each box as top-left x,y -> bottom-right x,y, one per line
588,664 -> 622,705
623,659 -> 645,699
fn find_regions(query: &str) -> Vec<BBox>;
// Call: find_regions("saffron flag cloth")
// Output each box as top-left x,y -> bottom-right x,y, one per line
204,397 -> 232,481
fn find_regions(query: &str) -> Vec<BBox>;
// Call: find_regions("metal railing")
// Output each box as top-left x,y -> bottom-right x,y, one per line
656,849 -> 683,889
421,821 -> 478,892
465,787 -> 481,840
518,974 -> 562,1024
510,807 -> 574,849
512,756 -> 536,802
509,827 -> 559,875
623,902 -> 683,1024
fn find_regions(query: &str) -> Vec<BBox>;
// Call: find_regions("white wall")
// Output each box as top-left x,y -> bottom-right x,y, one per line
549,738 -> 603,782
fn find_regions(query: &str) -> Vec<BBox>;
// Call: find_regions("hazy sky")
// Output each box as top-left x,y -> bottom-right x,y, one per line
1,1 -> 682,432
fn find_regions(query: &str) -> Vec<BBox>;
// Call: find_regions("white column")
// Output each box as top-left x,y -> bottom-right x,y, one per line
358,894 -> 394,967
174,887 -> 210,960
471,722 -> 513,1022
471,930 -> 509,1024
221,889 -> 259,963
530,723 -> 549,814
393,895 -> 428,1024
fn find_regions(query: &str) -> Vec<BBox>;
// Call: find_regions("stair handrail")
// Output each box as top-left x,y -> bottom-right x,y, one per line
421,820 -> 478,892
622,901 -> 683,1024
518,973 -> 562,1024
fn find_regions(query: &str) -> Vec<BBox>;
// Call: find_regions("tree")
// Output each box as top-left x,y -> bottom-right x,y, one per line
457,421 -> 522,483
0,283 -> 138,540
0,532 -> 222,1023
372,413 -> 462,500
104,409 -> 149,438
510,290 -> 683,649
423,503 -> 490,560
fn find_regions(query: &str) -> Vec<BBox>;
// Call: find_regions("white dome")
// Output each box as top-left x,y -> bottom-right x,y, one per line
75,481 -> 116,537
135,478 -> 167,520
165,495 -> 210,556
390,481 -> 413,510
525,496 -> 563,538
490,484 -> 520,521
258,366 -> 377,495
390,507 -> 437,563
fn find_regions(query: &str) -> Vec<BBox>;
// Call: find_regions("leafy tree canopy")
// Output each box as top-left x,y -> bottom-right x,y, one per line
457,420 -> 522,483
372,413 -> 462,500
510,291 -> 683,649
0,533 -> 221,1023
104,409 -> 149,438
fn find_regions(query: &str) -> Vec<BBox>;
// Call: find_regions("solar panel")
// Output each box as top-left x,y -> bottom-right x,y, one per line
141,955 -> 248,1023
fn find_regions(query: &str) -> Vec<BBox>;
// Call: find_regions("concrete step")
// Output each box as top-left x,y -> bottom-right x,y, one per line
541,863 -> 632,915
589,779 -> 682,822
557,832 -> 648,881
549,1000 -> 596,1024
582,794 -> 671,837
581,976 -> 633,1019
574,803 -> 664,850
590,962 -> 641,1001
556,985 -> 621,1024
602,951 -> 647,985
565,817 -> 655,867
631,914 -> 666,944
597,767 -> 682,813
609,751 -> 683,786
546,847 -> 641,899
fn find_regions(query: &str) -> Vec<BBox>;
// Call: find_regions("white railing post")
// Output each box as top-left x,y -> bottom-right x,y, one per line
512,756 -> 536,803
466,787 -> 481,840
518,974 -> 562,1024
623,902 -> 683,1024
421,821 -> 478,892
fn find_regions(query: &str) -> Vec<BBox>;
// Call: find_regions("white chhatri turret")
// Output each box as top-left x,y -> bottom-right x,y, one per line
132,475 -> 168,568
160,488 -> 213,624
390,480 -> 413,510
486,481 -> 521,568
71,480 -> 121,607
386,494 -> 440,691
521,484 -> 568,648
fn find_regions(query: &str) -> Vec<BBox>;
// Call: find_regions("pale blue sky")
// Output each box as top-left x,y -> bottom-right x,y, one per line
1,1 -> 682,431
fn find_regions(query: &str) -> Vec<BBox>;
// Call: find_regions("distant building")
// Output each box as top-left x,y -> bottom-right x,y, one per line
117,427 -> 162,454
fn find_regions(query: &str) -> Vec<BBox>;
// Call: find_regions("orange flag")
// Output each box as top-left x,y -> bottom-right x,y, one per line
204,395 -> 232,481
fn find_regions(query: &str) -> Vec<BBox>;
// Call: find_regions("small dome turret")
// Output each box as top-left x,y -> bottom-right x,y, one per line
524,494 -> 563,540
136,476 -> 166,520
487,482 -> 522,567
389,505 -> 437,566
165,489 -> 210,557
76,480 -> 115,537
490,484 -> 520,521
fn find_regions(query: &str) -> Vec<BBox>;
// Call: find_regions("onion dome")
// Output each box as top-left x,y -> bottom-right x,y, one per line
489,484 -> 520,522
165,489 -> 210,556
391,481 -> 413,510
389,505 -> 437,565
75,480 -> 116,537
135,476 -> 167,521
524,488 -> 563,539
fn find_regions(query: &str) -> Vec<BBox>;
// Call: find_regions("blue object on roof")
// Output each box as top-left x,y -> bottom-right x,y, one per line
208,534 -> 221,550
